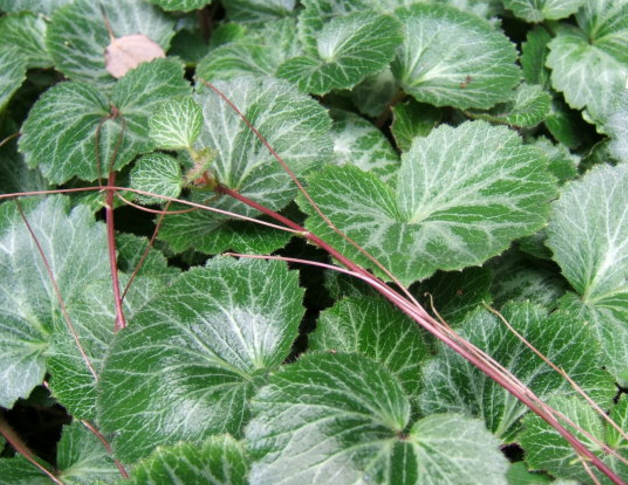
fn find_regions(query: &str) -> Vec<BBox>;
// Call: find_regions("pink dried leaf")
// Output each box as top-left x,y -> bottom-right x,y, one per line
104,34 -> 165,79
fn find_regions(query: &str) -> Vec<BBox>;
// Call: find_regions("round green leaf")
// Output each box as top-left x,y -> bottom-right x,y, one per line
0,0 -> 71,15
19,58 -> 191,184
547,1 -> 628,126
391,3 -> 521,110
98,258 -> 305,463
301,121 -> 556,286
503,0 -> 585,22
128,435 -> 248,485
606,90 -> 628,163
420,302 -> 615,441
278,12 -> 403,95
247,352 -> 510,485
149,96 -> 203,150
223,0 -> 296,23
46,0 -> 175,88
547,164 -> 628,378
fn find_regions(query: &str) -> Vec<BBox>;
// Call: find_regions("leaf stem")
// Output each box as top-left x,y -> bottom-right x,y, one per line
80,420 -> 129,478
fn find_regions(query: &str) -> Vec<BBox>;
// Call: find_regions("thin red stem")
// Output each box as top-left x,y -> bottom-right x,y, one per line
80,420 -> 129,478
0,412 -> 65,485
16,201 -> 98,381
106,173 -> 126,332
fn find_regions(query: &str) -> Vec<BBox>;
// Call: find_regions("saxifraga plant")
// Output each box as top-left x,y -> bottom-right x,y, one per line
0,1 -> 627,484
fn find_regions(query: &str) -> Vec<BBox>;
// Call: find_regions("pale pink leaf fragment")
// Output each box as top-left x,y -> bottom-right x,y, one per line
104,34 -> 165,79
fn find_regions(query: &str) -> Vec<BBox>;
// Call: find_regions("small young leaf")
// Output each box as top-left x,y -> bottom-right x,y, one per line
98,258 -> 305,463
0,46 -> 27,113
46,0 -> 175,87
0,197 -> 109,409
310,296 -> 428,402
0,12 -> 52,69
330,110 -> 399,181
130,153 -> 183,204
19,58 -> 191,184
466,83 -> 551,128
351,67 -> 399,118
127,435 -> 248,485
420,303 -> 615,441
532,136 -> 578,184
392,3 -> 521,110
104,34 -> 165,79
301,121 -> 556,286
503,0 -> 585,22
390,98 -> 443,152
547,1 -> 628,126
247,352 -> 509,485
278,12 -> 403,95
520,397 -> 628,483
149,96 -> 203,150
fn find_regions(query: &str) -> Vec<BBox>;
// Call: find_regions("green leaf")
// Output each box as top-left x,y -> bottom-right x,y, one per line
197,18 -> 301,82
416,266 -> 493,325
547,1 -> 628,126
223,0 -> 296,23
145,0 -> 210,12
545,97 -> 592,149
158,77 -> 332,253
309,296 -> 428,402
127,435 -> 248,485
19,58 -> 191,184
0,128 -> 48,196
466,83 -> 551,128
487,249 -> 568,309
0,13 -> 52,69
532,136 -> 578,184
420,303 -> 615,441
0,46 -> 27,113
115,233 -> 181,282
46,0 -> 175,88
149,96 -> 202,150
0,456 -> 53,485
547,164 -> 628,311
130,153 -> 183,205
351,67 -> 399,117
247,352 -> 510,485
606,90 -> 628,163
301,121 -> 556,286
0,0 -> 71,15
503,0 -> 585,22
390,98 -> 443,152
521,396 -> 628,483
278,12 -> 402,95
46,275 -> 165,420
98,258 -> 305,463
330,109 -> 399,181
0,197 -> 109,409
521,27 -> 552,87
506,463 -> 552,485
56,422 -> 120,484
392,3 -> 521,110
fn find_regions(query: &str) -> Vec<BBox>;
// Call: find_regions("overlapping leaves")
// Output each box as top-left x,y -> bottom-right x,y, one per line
247,352 -> 510,485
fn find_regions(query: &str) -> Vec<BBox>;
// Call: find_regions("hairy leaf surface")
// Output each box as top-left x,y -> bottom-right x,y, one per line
98,258 -> 304,463
301,121 -> 556,285
247,352 -> 509,485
